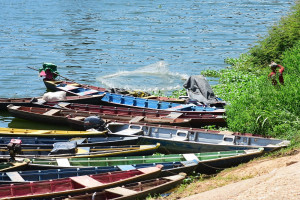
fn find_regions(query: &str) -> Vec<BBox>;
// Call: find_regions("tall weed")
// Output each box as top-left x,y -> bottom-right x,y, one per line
215,40 -> 300,140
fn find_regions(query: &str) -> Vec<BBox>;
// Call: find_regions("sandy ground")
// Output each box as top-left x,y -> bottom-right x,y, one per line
180,150 -> 300,200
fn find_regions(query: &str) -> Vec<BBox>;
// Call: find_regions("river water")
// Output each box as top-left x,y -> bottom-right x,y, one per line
0,0 -> 293,129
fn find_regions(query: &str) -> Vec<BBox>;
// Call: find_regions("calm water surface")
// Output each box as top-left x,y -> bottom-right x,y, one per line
0,0 -> 293,128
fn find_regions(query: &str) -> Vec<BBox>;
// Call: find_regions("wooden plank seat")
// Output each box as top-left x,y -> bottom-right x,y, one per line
165,174 -> 185,181
43,109 -> 60,116
106,186 -> 138,196
117,165 -> 136,171
183,153 -> 200,162
70,175 -> 103,187
56,158 -> 71,167
129,116 -> 144,123
112,127 -> 143,136
164,112 -> 183,119
6,172 -> 25,182
166,104 -> 195,111
72,116 -> 86,120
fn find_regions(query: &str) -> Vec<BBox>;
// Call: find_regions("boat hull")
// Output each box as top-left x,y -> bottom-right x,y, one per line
44,80 -> 225,114
0,95 -> 104,111
0,167 -> 161,199
64,174 -> 186,200
107,123 -> 289,153
40,102 -> 227,128
0,135 -> 139,147
0,144 -> 160,159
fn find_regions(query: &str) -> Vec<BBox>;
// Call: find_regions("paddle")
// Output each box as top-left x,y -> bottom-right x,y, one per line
27,66 -> 75,82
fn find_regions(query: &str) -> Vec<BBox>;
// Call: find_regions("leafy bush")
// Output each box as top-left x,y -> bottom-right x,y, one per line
214,40 -> 300,140
201,69 -> 220,77
170,89 -> 187,98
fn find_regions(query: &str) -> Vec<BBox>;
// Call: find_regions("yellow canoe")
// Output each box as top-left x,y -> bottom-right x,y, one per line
0,127 -> 107,137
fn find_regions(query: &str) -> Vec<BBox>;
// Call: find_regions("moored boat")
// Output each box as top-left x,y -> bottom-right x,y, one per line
43,80 -> 225,114
0,94 -> 104,111
43,79 -> 106,93
107,123 -> 290,153
0,166 -> 162,199
0,127 -> 106,137
62,173 -> 186,200
27,148 -> 263,176
39,102 -> 227,127
8,105 -> 217,130
0,135 -> 139,147
0,143 -> 160,159
0,162 -> 193,184
43,80 -> 189,104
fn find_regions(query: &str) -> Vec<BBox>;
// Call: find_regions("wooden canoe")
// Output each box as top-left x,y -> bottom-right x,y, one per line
63,173 -> 186,200
0,162 -> 193,184
27,148 -> 263,176
107,123 -> 290,153
43,80 -> 225,114
7,105 -> 191,129
0,127 -> 106,137
44,80 -> 227,108
0,166 -> 161,199
7,105 -> 225,129
0,135 -> 139,147
0,94 -> 104,111
40,102 -> 227,127
0,143 -> 160,159
44,80 -> 187,104
43,80 -> 106,93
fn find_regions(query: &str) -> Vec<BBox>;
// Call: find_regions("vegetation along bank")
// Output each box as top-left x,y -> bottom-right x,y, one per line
152,1 -> 300,199
151,0 -> 300,199
173,0 -> 300,147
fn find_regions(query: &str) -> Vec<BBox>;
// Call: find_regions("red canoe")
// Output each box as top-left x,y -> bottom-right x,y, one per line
0,166 -> 161,199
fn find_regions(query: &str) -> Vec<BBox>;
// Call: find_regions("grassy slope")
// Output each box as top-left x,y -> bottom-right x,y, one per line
205,1 -> 300,146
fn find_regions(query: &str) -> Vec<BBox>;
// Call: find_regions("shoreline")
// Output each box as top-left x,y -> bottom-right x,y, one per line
156,148 -> 300,200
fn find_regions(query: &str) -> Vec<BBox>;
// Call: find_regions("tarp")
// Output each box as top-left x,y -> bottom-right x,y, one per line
50,141 -> 77,155
183,75 -> 217,104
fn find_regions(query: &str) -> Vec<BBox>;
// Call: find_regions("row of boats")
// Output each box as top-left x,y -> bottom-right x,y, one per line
0,65 -> 289,199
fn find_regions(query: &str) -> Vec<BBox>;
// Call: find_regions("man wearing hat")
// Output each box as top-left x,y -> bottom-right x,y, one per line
268,61 -> 285,85
39,63 -> 59,81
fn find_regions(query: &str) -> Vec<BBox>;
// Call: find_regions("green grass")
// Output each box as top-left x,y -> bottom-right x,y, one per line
212,40 -> 300,142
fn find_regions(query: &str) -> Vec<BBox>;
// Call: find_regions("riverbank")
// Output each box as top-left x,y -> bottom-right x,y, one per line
159,148 -> 300,200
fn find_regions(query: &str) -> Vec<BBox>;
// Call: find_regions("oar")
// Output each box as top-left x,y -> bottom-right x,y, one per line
26,66 -> 75,82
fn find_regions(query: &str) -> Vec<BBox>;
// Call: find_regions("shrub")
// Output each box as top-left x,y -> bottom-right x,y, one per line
214,40 -> 300,140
